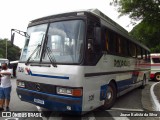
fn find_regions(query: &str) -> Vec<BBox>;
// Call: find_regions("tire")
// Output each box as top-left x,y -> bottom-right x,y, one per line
154,73 -> 160,81
101,82 -> 117,110
141,75 -> 146,89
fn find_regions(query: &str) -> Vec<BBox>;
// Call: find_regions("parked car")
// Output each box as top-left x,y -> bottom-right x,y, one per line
150,53 -> 160,81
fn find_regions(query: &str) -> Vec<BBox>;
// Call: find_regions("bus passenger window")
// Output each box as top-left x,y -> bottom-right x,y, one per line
144,50 -> 147,61
129,42 -> 136,58
106,33 -> 109,51
137,46 -> 142,59
87,40 -> 94,63
117,37 -> 121,54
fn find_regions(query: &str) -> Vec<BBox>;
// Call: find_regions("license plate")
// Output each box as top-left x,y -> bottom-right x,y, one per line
34,98 -> 44,105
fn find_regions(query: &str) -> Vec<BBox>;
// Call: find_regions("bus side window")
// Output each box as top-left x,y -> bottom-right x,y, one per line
137,46 -> 142,59
115,34 -> 123,55
129,42 -> 136,58
147,52 -> 150,62
144,50 -> 147,61
106,32 -> 109,51
145,51 -> 147,61
86,20 -> 101,65
104,29 -> 109,52
104,29 -> 112,53
108,31 -> 116,54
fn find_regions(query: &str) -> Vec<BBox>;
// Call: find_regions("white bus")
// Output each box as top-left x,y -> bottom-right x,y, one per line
14,9 -> 150,114
150,53 -> 160,81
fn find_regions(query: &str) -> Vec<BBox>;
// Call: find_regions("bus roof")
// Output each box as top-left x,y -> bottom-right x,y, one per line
150,53 -> 160,56
88,9 -> 150,51
29,8 -> 150,52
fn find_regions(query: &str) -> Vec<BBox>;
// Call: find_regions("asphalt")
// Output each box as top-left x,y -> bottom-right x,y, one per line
141,81 -> 155,111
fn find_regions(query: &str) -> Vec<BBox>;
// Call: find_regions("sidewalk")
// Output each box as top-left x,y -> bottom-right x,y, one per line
141,82 -> 155,111
153,82 -> 160,105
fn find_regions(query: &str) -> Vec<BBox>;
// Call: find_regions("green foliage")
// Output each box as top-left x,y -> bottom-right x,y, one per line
130,21 -> 160,52
111,0 -> 160,53
111,0 -> 160,22
0,39 -> 21,61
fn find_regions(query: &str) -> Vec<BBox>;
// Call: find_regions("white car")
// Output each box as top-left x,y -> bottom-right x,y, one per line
150,53 -> 160,81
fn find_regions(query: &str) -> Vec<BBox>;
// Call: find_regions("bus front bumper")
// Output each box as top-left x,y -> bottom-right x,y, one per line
16,87 -> 82,114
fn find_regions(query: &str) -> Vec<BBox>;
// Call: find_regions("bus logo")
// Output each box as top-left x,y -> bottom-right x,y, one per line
35,83 -> 41,91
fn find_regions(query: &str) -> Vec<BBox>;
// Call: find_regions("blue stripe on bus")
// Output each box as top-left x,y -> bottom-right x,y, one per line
100,72 -> 140,100
28,70 -> 69,80
100,84 -> 108,100
116,72 -> 140,92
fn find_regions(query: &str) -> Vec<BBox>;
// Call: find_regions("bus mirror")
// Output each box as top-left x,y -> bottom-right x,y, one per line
11,31 -> 15,46
94,27 -> 101,46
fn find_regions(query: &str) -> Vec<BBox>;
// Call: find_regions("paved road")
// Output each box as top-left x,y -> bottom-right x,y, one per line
0,79 -> 159,120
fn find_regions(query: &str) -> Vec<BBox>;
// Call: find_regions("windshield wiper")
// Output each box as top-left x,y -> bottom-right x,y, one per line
45,47 -> 57,67
25,45 -> 41,65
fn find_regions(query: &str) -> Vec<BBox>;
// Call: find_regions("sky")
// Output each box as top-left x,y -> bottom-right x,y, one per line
0,0 -> 134,48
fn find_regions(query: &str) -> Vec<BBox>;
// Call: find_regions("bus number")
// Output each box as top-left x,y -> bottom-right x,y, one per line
18,67 -> 24,72
88,94 -> 94,101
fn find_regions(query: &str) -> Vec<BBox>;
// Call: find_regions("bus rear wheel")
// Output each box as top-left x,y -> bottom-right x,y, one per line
140,75 -> 146,89
155,73 -> 160,81
102,82 -> 117,110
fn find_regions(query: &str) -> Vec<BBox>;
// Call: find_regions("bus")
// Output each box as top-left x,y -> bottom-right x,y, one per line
14,9 -> 150,114
150,53 -> 160,81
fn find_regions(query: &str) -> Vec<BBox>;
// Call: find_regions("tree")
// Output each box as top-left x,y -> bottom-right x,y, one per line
130,20 -> 160,52
111,0 -> 160,52
111,0 -> 160,23
0,39 -> 21,61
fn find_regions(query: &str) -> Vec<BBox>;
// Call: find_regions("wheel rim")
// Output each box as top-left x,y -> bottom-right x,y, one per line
156,74 -> 160,81
105,86 -> 113,104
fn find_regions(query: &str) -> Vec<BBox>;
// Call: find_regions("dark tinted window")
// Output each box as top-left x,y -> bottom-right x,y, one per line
152,58 -> 160,63
137,46 -> 142,59
129,42 -> 136,58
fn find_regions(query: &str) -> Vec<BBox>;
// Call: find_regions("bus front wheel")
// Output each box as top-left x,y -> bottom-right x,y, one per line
102,82 -> 117,110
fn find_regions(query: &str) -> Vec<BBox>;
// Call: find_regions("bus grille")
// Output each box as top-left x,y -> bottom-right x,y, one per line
17,80 -> 56,94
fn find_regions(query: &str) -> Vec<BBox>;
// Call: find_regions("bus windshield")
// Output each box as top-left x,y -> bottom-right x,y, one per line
20,24 -> 48,62
20,20 -> 85,64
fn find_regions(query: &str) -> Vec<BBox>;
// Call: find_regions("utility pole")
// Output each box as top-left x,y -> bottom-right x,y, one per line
6,39 -> 7,59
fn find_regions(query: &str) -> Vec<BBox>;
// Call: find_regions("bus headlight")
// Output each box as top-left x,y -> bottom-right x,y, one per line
17,81 -> 25,88
56,87 -> 82,97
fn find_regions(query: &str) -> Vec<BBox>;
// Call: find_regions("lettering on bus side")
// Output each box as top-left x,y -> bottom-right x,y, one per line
114,59 -> 130,67
18,67 -> 24,72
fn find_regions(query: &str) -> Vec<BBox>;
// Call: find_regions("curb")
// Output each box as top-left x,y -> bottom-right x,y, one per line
150,82 -> 160,111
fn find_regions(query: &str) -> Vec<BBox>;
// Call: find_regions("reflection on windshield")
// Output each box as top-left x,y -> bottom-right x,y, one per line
20,24 -> 48,61
43,20 -> 85,64
20,20 -> 85,64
